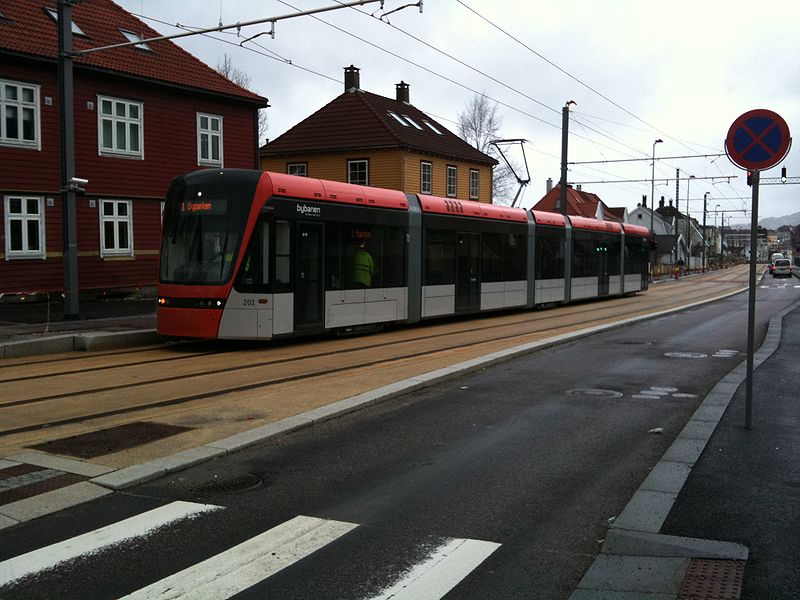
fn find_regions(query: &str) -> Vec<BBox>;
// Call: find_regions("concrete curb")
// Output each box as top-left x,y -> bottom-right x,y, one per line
569,296 -> 800,599
0,329 -> 162,358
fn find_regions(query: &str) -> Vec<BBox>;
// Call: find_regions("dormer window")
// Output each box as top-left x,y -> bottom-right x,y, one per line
45,7 -> 86,36
120,30 -> 152,51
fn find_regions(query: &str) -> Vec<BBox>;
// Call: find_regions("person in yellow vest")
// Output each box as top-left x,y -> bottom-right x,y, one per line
352,242 -> 374,288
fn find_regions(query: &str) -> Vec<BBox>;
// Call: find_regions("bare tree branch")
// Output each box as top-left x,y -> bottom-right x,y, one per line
216,53 -> 268,143
458,93 -> 518,203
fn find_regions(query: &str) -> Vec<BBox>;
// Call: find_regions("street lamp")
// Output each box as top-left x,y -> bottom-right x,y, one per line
558,100 -> 577,216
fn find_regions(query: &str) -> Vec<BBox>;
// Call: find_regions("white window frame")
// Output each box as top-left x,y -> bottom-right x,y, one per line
197,112 -> 223,167
348,159 -> 369,186
287,163 -> 307,177
97,95 -> 143,159
4,195 -> 45,259
420,161 -> 432,194
469,169 -> 480,200
99,199 -> 134,257
446,165 -> 457,197
0,79 -> 41,149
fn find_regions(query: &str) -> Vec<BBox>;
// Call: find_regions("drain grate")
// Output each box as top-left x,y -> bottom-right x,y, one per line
191,473 -> 263,495
29,422 -> 194,458
678,558 -> 745,599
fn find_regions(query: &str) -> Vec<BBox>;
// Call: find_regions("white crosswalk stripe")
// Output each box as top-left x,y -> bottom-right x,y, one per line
0,501 -> 220,587
119,515 -> 359,599
1,506 -> 501,599
368,537 -> 501,600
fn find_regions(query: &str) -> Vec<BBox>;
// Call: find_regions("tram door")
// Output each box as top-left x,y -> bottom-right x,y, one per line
598,244 -> 610,296
295,222 -> 324,329
455,233 -> 481,312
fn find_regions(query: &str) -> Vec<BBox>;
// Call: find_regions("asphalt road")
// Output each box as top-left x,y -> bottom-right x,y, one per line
2,282 -> 798,599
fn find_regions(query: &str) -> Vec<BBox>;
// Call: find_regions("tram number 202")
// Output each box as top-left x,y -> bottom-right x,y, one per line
242,298 -> 256,306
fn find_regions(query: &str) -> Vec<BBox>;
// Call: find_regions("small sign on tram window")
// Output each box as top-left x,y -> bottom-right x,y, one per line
181,197 -> 227,215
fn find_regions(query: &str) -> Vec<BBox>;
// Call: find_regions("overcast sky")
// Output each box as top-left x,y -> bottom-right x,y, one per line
117,0 -> 800,224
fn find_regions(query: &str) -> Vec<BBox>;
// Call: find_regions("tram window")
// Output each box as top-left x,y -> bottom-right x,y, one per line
325,225 -> 343,290
346,226 -> 383,289
505,233 -> 527,280
607,238 -> 621,275
625,239 -> 648,274
535,230 -> 565,279
424,229 -> 455,285
235,217 -> 269,291
382,226 -> 406,288
571,232 -> 598,278
275,220 -> 291,290
482,233 -> 503,283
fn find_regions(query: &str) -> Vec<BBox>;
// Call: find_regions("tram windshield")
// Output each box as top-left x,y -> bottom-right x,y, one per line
160,171 -> 259,285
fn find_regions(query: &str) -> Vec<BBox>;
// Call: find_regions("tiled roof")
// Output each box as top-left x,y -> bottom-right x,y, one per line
532,184 -> 624,223
0,0 -> 267,104
261,88 -> 497,165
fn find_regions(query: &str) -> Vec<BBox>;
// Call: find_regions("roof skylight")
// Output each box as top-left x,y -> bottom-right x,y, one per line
45,7 -> 86,36
402,115 -> 423,130
423,120 -> 443,135
120,29 -> 152,51
387,111 -> 409,127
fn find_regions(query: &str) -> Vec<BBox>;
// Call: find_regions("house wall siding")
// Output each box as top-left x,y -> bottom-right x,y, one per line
262,149 -> 493,203
1,57 -> 259,294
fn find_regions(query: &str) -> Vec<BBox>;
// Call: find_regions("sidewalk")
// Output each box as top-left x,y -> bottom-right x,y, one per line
0,295 -> 158,357
570,298 -> 800,600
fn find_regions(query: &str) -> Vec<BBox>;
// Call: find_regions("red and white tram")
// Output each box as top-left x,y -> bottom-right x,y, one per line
157,169 -> 649,339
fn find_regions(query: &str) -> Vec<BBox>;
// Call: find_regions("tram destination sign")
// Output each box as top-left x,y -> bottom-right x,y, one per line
725,108 -> 791,171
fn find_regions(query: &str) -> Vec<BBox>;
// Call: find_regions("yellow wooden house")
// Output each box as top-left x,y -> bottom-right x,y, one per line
260,66 -> 497,203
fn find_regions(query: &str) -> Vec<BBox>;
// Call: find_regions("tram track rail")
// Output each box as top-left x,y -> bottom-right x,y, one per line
0,269 -> 746,384
0,270 -> 749,438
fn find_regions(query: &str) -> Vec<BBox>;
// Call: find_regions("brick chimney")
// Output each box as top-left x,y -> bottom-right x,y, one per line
344,65 -> 360,92
396,81 -> 409,103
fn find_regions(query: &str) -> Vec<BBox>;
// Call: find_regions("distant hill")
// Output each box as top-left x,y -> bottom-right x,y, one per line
760,211 -> 800,229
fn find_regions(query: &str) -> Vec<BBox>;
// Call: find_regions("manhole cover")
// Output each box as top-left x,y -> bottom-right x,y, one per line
678,558 -> 745,599
192,473 -> 263,495
665,352 -> 708,359
565,389 -> 623,399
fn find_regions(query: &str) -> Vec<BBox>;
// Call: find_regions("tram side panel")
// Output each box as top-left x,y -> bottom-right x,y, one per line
419,208 -> 529,319
622,228 -> 650,293
533,225 -> 567,305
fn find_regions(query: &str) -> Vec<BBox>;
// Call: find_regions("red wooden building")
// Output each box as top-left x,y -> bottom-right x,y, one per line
0,0 -> 268,296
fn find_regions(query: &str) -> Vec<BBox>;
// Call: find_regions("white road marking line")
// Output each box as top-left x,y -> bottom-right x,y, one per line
120,515 -> 358,599
0,501 -> 220,586
368,537 -> 501,600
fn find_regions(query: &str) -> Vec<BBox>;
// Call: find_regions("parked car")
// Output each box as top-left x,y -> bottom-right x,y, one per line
772,258 -> 792,278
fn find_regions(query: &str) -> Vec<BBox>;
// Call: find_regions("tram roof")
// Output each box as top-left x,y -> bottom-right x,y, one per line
623,223 -> 651,237
568,215 -> 623,233
418,195 -> 529,222
266,172 -> 409,210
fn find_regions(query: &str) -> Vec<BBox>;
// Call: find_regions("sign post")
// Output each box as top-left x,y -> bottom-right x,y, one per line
725,109 -> 791,429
